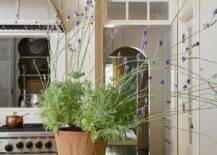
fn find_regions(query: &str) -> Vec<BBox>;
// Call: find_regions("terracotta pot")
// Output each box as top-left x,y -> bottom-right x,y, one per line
55,131 -> 107,155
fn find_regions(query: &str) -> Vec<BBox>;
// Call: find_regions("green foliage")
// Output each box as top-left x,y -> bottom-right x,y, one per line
40,79 -> 89,132
40,71 -> 138,141
80,78 -> 137,141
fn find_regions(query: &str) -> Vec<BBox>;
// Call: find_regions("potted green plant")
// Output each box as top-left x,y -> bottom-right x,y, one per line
40,70 -> 138,155
39,1 -> 142,154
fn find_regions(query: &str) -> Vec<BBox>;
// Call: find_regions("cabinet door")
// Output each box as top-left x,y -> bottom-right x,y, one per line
0,38 -> 13,107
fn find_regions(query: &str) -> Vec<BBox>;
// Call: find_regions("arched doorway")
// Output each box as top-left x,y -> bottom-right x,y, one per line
104,46 -> 149,155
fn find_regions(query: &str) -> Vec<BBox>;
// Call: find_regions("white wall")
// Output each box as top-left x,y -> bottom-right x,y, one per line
199,1 -> 217,155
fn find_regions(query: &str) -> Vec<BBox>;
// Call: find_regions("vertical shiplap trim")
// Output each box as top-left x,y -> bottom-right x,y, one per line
147,0 -> 150,21
126,0 -> 129,20
176,0 -> 179,154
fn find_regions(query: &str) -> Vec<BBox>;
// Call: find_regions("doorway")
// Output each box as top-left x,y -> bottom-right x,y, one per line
104,46 -> 149,155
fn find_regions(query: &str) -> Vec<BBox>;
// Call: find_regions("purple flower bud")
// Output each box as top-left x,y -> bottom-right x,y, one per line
76,20 -> 81,26
183,85 -> 187,89
181,56 -> 186,62
160,79 -> 164,85
78,39 -> 82,44
142,28 -> 148,37
66,14 -> 72,21
186,47 -> 190,51
148,76 -> 153,80
139,107 -> 146,115
87,0 -> 92,5
159,40 -> 163,47
74,11 -> 80,17
192,42 -> 200,48
165,59 -> 170,65
141,40 -> 148,49
136,53 -> 142,61
187,79 -> 191,84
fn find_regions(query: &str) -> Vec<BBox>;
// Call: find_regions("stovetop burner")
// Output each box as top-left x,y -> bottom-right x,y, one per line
0,123 -> 47,132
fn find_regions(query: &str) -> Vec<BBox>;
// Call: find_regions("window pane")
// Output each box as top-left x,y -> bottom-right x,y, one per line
107,2 -> 126,20
129,2 -> 147,20
150,2 -> 169,20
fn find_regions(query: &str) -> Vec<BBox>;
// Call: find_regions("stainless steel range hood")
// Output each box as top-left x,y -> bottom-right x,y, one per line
0,0 -> 63,33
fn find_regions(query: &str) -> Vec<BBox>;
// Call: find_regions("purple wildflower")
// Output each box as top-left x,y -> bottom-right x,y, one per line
87,0 -> 92,5
140,107 -> 146,115
181,56 -> 186,62
187,79 -> 191,84
141,40 -> 148,49
111,26 -> 119,38
76,20 -> 81,26
78,39 -> 82,44
192,42 -> 200,48
186,47 -> 190,51
136,53 -> 142,61
183,85 -> 187,89
74,11 -> 80,17
142,28 -> 148,37
165,59 -> 170,66
66,14 -> 72,21
159,40 -> 163,47
160,79 -> 164,85
148,76 -> 153,80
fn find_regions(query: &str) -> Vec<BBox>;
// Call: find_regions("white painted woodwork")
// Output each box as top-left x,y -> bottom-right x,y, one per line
0,0 -> 59,25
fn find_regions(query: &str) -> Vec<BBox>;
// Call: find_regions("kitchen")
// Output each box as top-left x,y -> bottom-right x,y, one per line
0,0 -> 173,155
0,0 -> 138,154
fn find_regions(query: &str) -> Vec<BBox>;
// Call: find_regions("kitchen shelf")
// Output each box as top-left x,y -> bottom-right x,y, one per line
20,56 -> 49,59
20,74 -> 49,77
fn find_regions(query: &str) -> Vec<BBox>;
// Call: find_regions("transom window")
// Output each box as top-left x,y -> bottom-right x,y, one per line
107,0 -> 169,21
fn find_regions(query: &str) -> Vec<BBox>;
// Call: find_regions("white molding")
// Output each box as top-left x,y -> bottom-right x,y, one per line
105,20 -> 171,27
192,0 -> 200,155
0,31 -> 49,37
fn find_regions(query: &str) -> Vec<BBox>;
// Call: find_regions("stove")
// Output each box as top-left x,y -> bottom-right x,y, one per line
0,124 -> 57,154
